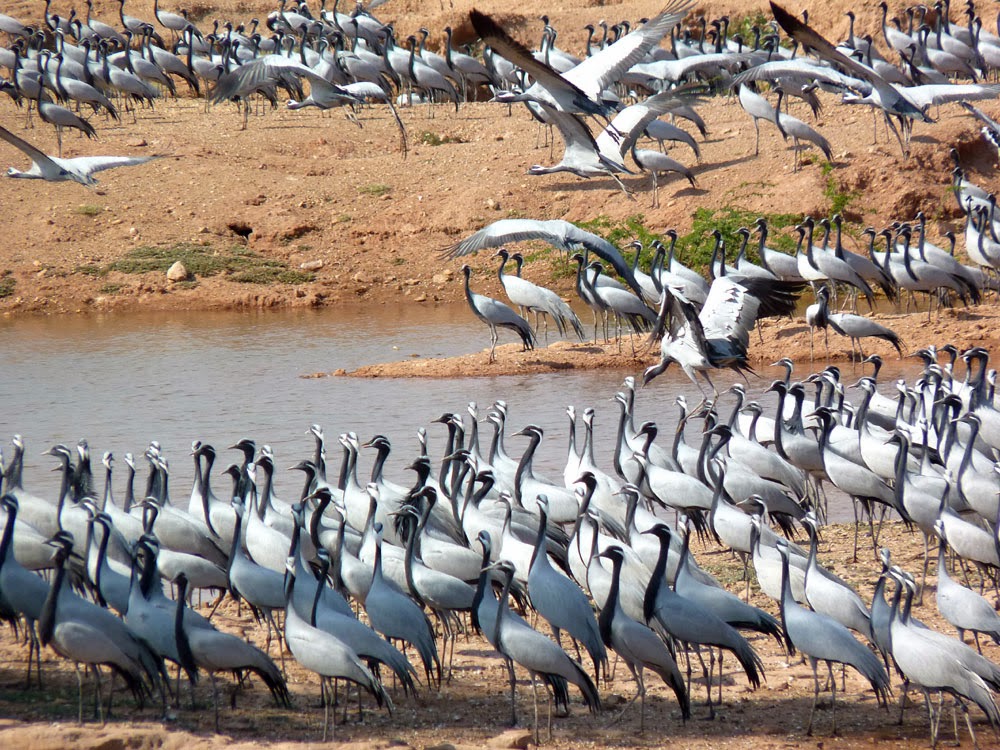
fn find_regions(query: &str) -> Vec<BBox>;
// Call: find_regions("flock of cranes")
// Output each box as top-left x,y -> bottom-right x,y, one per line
8,1 -> 1000,746
2,0 -> 1000,191
6,344 -> 1000,745
451,161 -> 1000,382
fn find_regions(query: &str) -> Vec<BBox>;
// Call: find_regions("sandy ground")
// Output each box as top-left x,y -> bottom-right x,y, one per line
0,1 -> 997,379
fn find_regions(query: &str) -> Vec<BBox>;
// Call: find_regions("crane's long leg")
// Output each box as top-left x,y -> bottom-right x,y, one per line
211,673 -> 220,733
321,678 -> 330,742
609,662 -> 643,729
806,658 -> 820,736
610,171 -> 634,199
504,657 -> 517,726
530,674 -> 539,746
827,660 -> 837,735
75,663 -> 85,724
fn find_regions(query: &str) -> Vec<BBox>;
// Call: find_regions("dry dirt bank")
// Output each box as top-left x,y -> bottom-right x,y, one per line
336,304 -> 997,378
0,1 -> 995,337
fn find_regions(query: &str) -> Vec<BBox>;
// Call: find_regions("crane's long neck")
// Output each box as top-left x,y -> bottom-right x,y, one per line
402,514 -> 425,608
493,569 -> 514,648
228,507 -> 245,577
513,432 -> 540,507
598,553 -> 622,646
529,505 -> 548,568
613,402 -> 628,479
371,443 -> 390,483
776,550 -> 796,654
643,531 -> 669,622
38,548 -> 69,646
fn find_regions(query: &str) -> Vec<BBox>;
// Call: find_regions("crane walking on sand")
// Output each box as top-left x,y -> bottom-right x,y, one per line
806,286 -> 902,362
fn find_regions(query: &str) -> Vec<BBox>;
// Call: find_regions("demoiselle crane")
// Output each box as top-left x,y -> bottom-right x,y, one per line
596,545 -> 690,732
0,124 -> 159,186
774,539 -> 890,736
486,559 -> 600,743
461,265 -> 535,363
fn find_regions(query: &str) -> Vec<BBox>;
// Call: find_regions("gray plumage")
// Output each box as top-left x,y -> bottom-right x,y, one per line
497,249 -> 584,340
889,569 -> 1000,740
364,522 -> 441,687
462,264 -> 535,363
489,559 -> 600,735
643,523 -> 765,716
934,521 -> 1000,647
443,217 -> 645,297
673,521 -> 784,644
39,533 -> 162,720
173,572 -> 289,730
597,546 -> 690,731
283,559 -> 391,739
0,124 -> 158,187
801,514 -> 872,637
775,540 -> 890,736
527,495 -> 607,681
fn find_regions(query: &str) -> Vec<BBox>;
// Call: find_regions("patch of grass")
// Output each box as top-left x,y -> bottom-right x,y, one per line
359,183 -> 391,197
98,282 -> 123,294
419,131 -> 466,146
90,243 -> 314,285
727,11 -> 770,48
75,204 -> 102,216
0,271 -> 14,298
77,264 -> 106,277
575,214 -> 660,249
823,176 -> 862,216
674,207 -> 801,270
523,210 -> 804,284
231,267 -> 315,284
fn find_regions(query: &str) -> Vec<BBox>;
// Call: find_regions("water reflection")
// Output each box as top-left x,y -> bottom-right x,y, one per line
0,305 -> 922,523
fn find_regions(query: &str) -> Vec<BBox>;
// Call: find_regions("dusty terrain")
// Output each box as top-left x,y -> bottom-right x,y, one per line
0,1 -> 997,377
2,1 -> 1000,748
2,522 -> 997,750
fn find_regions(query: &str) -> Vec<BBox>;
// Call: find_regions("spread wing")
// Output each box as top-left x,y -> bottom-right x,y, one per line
70,155 -> 160,176
470,10 -> 593,107
0,123 -> 55,169
442,218 -> 574,258
211,55 -> 344,104
769,1 -> 885,89
698,277 -> 758,357
563,1 -> 693,100
730,59 -> 870,93
442,217 -> 643,297
597,88 -> 700,158
903,83 -> 1000,109
961,101 -> 1000,131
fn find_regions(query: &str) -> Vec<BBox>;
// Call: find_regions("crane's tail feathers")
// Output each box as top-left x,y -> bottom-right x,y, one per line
731,639 -> 765,690
571,658 -> 602,713
652,661 -> 691,720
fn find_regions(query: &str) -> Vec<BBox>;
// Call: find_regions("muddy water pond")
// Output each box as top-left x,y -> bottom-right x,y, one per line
0,303 -> 922,522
